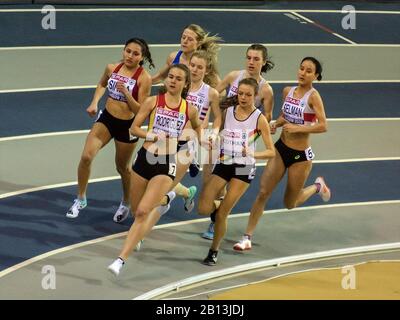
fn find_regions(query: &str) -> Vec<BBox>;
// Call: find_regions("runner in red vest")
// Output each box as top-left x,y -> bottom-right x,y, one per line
66,38 -> 154,222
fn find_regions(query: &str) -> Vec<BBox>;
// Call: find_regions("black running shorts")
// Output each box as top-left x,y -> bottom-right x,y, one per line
212,163 -> 256,184
132,147 -> 176,181
275,138 -> 315,168
96,108 -> 138,143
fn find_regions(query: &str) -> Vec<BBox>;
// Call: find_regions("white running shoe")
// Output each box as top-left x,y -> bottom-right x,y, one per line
233,237 -> 252,251
113,203 -> 130,223
166,191 -> 176,204
107,258 -> 124,276
66,199 -> 87,218
157,204 -> 171,216
155,191 -> 175,217
315,176 -> 331,202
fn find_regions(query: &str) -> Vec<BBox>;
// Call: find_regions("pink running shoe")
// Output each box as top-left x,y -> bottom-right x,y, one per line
315,176 -> 331,202
233,237 -> 252,251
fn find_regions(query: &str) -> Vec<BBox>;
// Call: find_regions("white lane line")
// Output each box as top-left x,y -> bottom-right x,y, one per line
333,33 -> 358,44
0,8 -> 399,14
311,157 -> 400,164
254,157 -> 400,166
0,83 -> 164,94
0,200 -> 399,280
1,43 -> 400,51
2,80 -> 400,94
290,12 -> 357,44
285,13 -> 307,23
0,85 -> 96,93
290,11 -> 314,23
0,130 -> 90,142
229,200 -> 400,220
138,243 -> 400,300
0,125 -> 147,142
328,118 -> 400,121
0,156 -> 399,200
166,260 -> 393,300
191,259 -> 400,300
1,118 -> 399,143
0,176 -> 119,200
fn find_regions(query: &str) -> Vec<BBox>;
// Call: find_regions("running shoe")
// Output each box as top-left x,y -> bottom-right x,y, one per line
202,222 -> 214,240
135,240 -> 144,252
233,236 -> 252,251
66,199 -> 87,218
202,249 -> 218,266
315,176 -> 331,202
183,186 -> 197,213
107,258 -> 125,276
113,203 -> 130,223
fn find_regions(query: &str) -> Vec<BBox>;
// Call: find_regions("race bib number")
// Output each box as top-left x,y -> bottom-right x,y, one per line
153,112 -> 185,138
168,163 -> 177,177
108,75 -> 135,101
125,79 -> 136,93
305,147 -> 315,161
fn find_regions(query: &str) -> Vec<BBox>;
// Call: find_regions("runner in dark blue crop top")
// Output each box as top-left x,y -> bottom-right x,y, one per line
151,24 -> 221,85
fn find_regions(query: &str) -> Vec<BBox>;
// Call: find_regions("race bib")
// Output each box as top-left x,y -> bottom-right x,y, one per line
305,146 -> 315,161
168,163 -> 177,177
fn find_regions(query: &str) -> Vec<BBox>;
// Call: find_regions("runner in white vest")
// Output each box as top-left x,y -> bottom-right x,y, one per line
233,57 -> 331,252
197,78 -> 275,266
202,43 -> 275,240
166,50 -> 222,213
217,43 -> 274,121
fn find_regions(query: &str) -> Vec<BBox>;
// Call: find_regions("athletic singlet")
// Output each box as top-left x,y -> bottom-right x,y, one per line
172,51 -> 183,65
282,87 -> 316,125
147,94 -> 189,139
107,63 -> 143,103
186,82 -> 210,121
220,106 -> 262,165
226,70 -> 267,109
